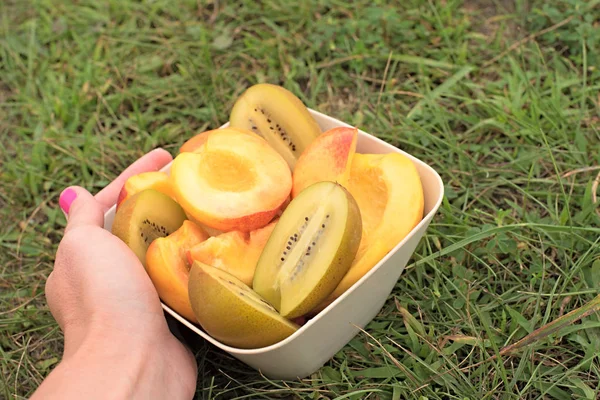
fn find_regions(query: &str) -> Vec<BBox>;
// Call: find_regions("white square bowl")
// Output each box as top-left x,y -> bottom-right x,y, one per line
103,109 -> 444,380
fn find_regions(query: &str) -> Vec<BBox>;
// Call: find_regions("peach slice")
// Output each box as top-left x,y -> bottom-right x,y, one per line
170,128 -> 292,232
117,171 -> 176,210
291,127 -> 358,198
313,153 -> 424,313
187,219 -> 277,286
145,220 -> 209,322
179,127 -> 255,153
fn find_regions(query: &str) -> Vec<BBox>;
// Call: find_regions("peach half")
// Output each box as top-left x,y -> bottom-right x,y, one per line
313,152 -> 424,313
145,220 -> 209,322
291,127 -> 358,198
170,128 -> 292,232
117,171 -> 176,210
187,219 -> 277,286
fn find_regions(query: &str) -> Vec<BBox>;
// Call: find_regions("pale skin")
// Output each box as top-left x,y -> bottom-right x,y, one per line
32,149 -> 197,400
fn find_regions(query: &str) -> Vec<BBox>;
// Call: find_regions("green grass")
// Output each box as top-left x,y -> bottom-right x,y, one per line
1,0 -> 600,398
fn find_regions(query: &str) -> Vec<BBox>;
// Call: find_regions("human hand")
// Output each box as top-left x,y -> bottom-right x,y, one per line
33,149 -> 197,400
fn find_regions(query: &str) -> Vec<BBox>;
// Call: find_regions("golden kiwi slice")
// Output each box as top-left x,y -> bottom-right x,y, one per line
188,261 -> 299,349
111,189 -> 187,267
229,83 -> 322,170
252,181 -> 362,319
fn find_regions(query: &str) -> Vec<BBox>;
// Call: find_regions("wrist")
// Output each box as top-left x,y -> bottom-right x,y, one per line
61,313 -> 157,360
34,320 -> 196,400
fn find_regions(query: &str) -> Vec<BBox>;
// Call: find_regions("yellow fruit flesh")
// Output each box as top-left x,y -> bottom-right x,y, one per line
350,161 -> 388,261
314,153 -> 424,312
197,150 -> 257,192
145,221 -> 208,322
187,219 -> 277,286
117,171 -> 176,209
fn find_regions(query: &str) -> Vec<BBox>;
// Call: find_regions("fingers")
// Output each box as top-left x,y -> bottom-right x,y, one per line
60,186 -> 105,234
57,148 -> 173,230
95,148 -> 173,210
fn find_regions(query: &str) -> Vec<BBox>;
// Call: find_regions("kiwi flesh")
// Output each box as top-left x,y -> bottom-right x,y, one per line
111,189 -> 187,267
188,261 -> 299,349
229,83 -> 322,170
252,181 -> 362,319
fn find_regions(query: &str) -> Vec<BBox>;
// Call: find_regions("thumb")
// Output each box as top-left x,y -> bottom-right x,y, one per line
59,186 -> 105,234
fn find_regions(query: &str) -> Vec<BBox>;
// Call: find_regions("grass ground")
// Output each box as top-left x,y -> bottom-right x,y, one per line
1,0 -> 599,398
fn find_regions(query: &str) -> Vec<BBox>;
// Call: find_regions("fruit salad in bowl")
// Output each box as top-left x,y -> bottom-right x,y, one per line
104,83 -> 441,379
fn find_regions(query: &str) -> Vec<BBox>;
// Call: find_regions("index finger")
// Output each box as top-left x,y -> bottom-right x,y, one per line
95,148 -> 173,210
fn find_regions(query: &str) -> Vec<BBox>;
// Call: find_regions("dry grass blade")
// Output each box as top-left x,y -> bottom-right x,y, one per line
561,165 -> 600,178
483,16 -> 574,67
499,294 -> 600,357
354,324 -> 421,386
395,298 -> 426,336
593,170 -> 600,217
458,294 -> 600,373
376,51 -> 393,108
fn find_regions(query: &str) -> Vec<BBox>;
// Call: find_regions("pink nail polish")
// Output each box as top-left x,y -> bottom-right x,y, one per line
59,188 -> 77,214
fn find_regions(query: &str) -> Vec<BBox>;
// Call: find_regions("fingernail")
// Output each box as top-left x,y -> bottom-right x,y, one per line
59,188 -> 77,214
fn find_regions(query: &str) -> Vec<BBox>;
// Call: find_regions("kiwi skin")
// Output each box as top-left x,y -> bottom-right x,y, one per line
111,189 -> 187,267
188,261 -> 299,349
